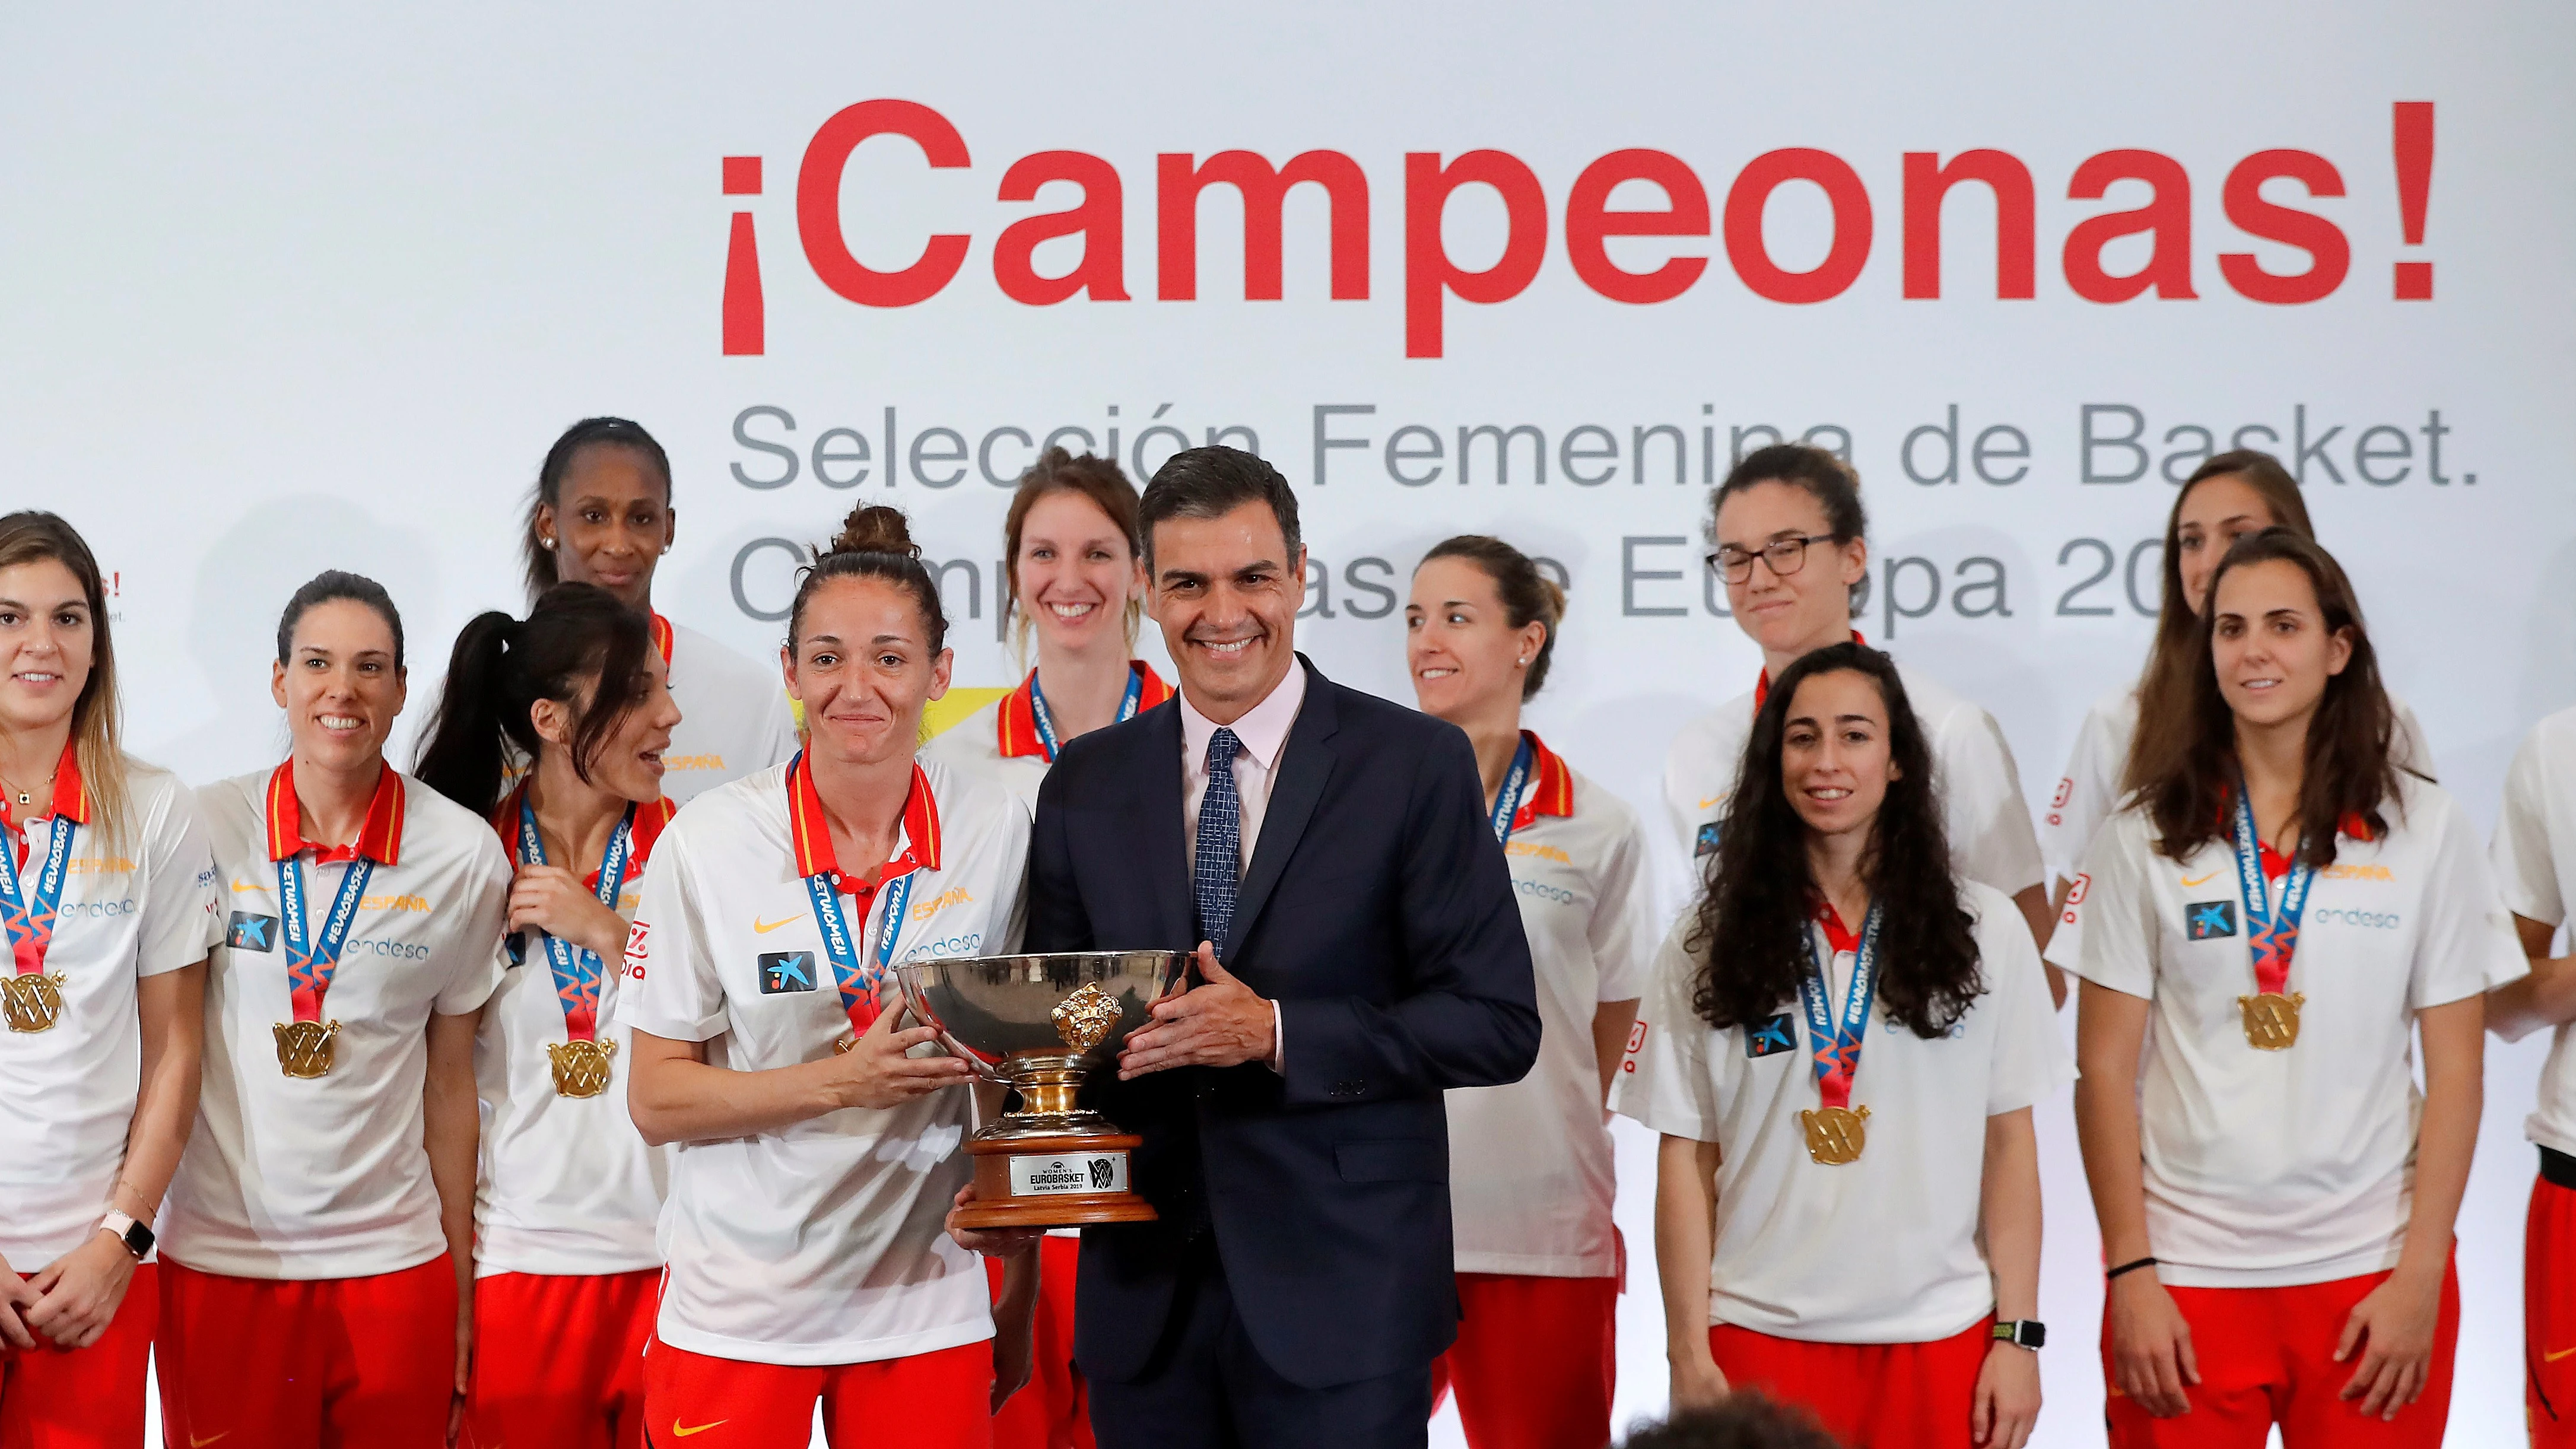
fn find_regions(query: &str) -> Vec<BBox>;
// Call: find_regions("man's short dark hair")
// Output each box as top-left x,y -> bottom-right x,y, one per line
1619,1397 -> 1840,1449
1138,446 -> 1301,570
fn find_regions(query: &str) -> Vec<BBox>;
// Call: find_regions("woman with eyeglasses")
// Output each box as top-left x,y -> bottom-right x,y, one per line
1661,444 -> 2056,997
2053,530 -> 2514,1448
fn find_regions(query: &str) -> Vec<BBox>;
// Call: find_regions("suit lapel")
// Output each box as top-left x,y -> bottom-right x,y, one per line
1129,702 -> 1195,951
1225,658 -> 1338,962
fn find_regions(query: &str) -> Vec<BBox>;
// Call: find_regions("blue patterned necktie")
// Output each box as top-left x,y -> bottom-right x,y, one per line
1194,726 -> 1243,951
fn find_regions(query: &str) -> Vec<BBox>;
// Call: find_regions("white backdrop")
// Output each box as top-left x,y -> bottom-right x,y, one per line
7,4 -> 2574,1444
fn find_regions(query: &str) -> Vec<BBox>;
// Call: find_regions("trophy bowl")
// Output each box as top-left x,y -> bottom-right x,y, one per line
898,949 -> 1187,1229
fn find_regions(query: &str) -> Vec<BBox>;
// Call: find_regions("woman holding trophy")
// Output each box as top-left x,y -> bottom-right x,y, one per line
621,504 -> 1040,1447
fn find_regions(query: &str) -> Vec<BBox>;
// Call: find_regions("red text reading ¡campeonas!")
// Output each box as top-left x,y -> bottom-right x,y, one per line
719,100 -> 2439,361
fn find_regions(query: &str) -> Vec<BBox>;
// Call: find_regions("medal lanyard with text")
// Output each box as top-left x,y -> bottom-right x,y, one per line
804,851 -> 915,1038
0,806 -> 75,980
1487,736 -> 1536,848
517,797 -> 637,1044
279,849 -> 375,1027
1796,901 -> 1883,1116
2229,776 -> 2317,1013
1028,666 -> 1146,763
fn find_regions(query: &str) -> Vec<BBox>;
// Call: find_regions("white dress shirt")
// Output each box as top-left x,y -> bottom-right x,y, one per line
1176,661 -> 1307,1066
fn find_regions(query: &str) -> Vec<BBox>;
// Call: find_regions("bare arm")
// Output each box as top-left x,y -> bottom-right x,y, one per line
1655,1133 -> 1728,1410
1591,999 -> 1639,1107
424,1008 -> 482,1426
2016,884 -> 2066,1010
1973,1107 -> 2044,1449
2487,914 -> 2574,1042
625,1007 -> 971,1148
2075,980 -> 2197,1418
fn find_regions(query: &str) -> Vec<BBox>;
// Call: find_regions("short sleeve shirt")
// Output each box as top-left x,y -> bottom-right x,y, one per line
2489,705 -> 2576,1155
660,618 -> 801,806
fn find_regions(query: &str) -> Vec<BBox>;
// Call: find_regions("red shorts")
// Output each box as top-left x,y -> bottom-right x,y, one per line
2533,1174 -> 2576,1448
461,1268 -> 659,1449
1431,1273 -> 1617,1449
988,1236 -> 1091,1449
642,1336 -> 993,1449
0,1260 -> 157,1449
1708,1316 -> 1991,1449
2102,1259 -> 2461,1449
155,1254 -> 459,1449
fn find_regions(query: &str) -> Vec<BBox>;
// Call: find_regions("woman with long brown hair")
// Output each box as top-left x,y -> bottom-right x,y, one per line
2054,530 -> 2515,1447
0,511 -> 215,1448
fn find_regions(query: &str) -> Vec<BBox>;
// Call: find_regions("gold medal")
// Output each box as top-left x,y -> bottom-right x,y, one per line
1800,1104 -> 1870,1165
547,1037 -> 617,1098
1,971 -> 66,1032
274,1019 -> 341,1078
834,1034 -> 857,1055
2237,992 -> 2304,1050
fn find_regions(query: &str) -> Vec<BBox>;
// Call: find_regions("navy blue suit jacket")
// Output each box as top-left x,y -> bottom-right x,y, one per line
1029,657 -> 1540,1390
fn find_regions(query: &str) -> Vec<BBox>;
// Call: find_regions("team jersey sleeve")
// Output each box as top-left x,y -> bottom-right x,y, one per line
618,829 -> 730,1042
1616,921 -> 1722,1142
757,682 -> 803,773
1974,888 -> 2075,1114
136,782 -> 223,975
1589,811 -> 1656,1002
2393,696 -> 2437,781
2409,790 -> 2529,1011
1661,732 -> 1705,857
984,799 -> 1031,957
2041,700 -> 2124,884
433,832 -> 512,1016
1937,706 -> 2047,900
2491,726 -> 2562,927
2046,813 -> 2156,999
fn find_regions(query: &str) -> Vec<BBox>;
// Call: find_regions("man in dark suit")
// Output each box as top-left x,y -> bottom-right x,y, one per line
1025,446 -> 1540,1446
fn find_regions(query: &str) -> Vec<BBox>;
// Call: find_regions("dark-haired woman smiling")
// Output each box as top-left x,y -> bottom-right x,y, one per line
1625,642 -> 2063,1449
2054,531 -> 2517,1448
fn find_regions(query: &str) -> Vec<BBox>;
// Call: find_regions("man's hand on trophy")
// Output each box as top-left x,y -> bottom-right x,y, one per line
828,1003 -> 974,1110
1116,942 -> 1275,1080
945,1184 -> 1047,1259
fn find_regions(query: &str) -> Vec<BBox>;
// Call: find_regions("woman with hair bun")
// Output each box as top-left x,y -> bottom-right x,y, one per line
0,511 -> 217,1449
521,417 -> 798,803
621,505 -> 1039,1447
414,581 -> 683,1449
1401,535 -> 1653,1449
157,571 -> 513,1449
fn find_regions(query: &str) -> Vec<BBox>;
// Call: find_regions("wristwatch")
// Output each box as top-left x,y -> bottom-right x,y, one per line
97,1210 -> 154,1261
1993,1320 -> 2046,1350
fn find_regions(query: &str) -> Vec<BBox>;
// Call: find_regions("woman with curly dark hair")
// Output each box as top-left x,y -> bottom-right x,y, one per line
1622,641 -> 2065,1449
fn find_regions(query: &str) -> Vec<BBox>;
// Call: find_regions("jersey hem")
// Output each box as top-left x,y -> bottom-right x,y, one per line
650,1311 -> 993,1368
1707,1290 -> 1996,1346
2151,1243 -> 2405,1289
1453,1250 -> 1618,1278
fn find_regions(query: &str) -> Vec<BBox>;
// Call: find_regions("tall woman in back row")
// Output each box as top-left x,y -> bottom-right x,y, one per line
2053,530 -> 2518,1448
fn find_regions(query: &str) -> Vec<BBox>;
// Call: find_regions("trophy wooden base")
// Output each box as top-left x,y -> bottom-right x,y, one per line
955,1130 -> 1159,1228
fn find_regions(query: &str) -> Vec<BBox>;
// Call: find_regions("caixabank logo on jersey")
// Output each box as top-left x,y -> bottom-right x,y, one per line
719,98 -> 2443,362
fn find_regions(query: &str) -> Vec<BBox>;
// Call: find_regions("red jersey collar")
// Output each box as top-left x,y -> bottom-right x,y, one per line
265,759 -> 405,866
489,780 -> 677,888
786,751 -> 941,894
2219,788 -> 2375,879
649,612 -> 675,666
1506,730 -> 1576,832
997,661 -> 1174,761
1,741 -> 88,834
1755,630 -> 1869,713
1812,898 -> 1866,956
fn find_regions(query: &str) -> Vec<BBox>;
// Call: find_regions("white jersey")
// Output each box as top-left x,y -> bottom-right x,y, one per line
658,616 -> 800,807
0,755 -> 221,1269
1446,736 -> 1653,1278
1621,881 -> 2069,1342
161,763 -> 511,1279
2049,774 -> 2523,1288
618,755 -> 1030,1366
471,789 -> 678,1279
2488,706 -> 2576,1157
2041,681 -> 2435,882
1664,660 -> 2045,904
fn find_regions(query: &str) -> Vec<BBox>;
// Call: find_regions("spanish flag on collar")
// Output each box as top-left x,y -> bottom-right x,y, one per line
786,751 -> 942,889
996,660 -> 1174,762
1507,730 -> 1577,832
265,760 -> 405,866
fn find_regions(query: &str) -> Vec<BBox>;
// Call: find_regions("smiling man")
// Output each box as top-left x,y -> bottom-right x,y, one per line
1025,446 -> 1540,1448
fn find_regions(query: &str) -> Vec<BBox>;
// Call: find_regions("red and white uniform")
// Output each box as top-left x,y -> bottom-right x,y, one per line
460,786 -> 678,1449
1663,655 -> 2045,903
2051,774 -> 2521,1446
618,755 -> 1028,1448
1431,734 -> 1651,1449
1621,881 -> 2068,1448
0,752 -> 219,1448
2041,682 -> 2434,883
652,614 -> 801,806
924,662 -> 1173,813
2488,706 -> 2576,1447
156,762 -> 510,1449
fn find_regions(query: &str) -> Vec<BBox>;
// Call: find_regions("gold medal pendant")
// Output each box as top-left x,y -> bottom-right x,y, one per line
274,1019 -> 341,1078
547,1038 -> 617,1098
1,971 -> 66,1032
1800,1104 -> 1870,1165
2237,992 -> 2305,1050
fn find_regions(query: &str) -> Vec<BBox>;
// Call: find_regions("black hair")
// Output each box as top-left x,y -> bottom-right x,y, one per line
1136,446 -> 1301,571
789,504 -> 948,656
1688,641 -> 1984,1040
522,417 -> 673,600
1618,1398 -> 1840,1449
1418,535 -> 1568,700
277,570 -> 405,670
1710,443 -> 1869,614
414,582 -> 657,814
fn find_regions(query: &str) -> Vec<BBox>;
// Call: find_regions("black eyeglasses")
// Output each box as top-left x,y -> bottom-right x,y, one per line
1705,534 -> 1838,583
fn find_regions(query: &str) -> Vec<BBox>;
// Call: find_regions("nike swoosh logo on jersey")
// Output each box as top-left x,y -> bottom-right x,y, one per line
1698,795 -> 1724,810
2550,1346 -> 2576,1363
673,1421 -> 729,1438
2180,870 -> 2219,887
231,879 -> 263,892
190,1434 -> 231,1448
752,914 -> 801,935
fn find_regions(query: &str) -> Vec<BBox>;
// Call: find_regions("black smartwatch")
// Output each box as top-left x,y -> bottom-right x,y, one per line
99,1210 -> 154,1261
1992,1320 -> 2046,1350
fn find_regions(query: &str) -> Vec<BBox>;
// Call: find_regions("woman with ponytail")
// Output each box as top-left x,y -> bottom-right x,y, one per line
414,581 -> 682,1449
521,417 -> 798,804
619,505 -> 1039,1447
